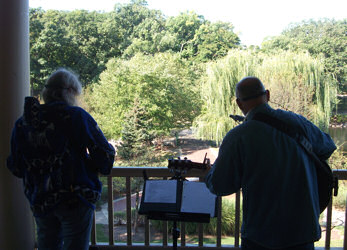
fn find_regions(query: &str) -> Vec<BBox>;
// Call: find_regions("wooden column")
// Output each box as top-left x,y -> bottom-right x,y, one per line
0,0 -> 34,249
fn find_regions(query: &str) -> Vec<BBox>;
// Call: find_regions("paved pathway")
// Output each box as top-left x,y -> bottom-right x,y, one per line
95,203 -> 108,224
95,193 -> 142,225
177,129 -> 218,164
96,129 -> 217,224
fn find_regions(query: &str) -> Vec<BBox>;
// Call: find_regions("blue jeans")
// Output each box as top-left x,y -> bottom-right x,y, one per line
35,199 -> 94,250
241,238 -> 314,250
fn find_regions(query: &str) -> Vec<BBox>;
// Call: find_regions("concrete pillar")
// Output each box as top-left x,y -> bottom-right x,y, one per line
0,0 -> 35,249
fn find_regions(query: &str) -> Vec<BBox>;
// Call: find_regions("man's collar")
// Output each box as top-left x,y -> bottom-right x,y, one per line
244,103 -> 271,121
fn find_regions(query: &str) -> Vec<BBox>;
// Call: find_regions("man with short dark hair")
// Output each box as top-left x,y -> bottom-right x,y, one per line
205,76 -> 336,249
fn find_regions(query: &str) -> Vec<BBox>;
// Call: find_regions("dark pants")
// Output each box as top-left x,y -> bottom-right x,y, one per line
241,238 -> 314,250
35,199 -> 94,250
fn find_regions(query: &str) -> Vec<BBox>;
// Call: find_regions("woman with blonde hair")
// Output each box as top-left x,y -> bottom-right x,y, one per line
7,68 -> 115,250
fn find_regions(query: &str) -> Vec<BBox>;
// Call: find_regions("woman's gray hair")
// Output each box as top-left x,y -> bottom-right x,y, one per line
42,68 -> 82,105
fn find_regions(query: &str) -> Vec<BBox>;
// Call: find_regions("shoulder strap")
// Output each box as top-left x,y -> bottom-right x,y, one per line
252,112 -> 337,196
253,113 -> 338,213
252,112 -> 339,214
253,113 -> 320,166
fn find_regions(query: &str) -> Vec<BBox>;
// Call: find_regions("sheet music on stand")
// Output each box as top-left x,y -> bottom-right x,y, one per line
139,179 -> 217,223
180,181 -> 216,217
143,180 -> 177,203
139,157 -> 215,250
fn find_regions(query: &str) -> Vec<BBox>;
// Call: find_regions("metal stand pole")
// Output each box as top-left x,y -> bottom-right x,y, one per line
172,220 -> 180,250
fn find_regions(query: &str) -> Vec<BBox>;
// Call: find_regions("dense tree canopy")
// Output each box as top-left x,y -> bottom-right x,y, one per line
262,19 -> 346,91
192,21 -> 240,61
30,9 -> 121,93
29,0 -> 240,93
194,49 -> 337,144
84,52 -> 202,139
113,0 -> 164,54
29,1 -> 342,149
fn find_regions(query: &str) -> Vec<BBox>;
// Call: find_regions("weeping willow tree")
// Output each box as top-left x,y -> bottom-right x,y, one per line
193,50 -> 258,143
257,51 -> 337,129
194,49 -> 337,145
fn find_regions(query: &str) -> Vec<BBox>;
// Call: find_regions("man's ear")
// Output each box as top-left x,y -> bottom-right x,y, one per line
266,90 -> 270,102
236,98 -> 241,108
236,98 -> 245,114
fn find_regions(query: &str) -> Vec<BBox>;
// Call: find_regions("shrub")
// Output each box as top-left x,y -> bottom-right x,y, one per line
333,180 -> 347,209
150,197 -> 241,236
329,146 -> 346,170
114,208 -> 146,225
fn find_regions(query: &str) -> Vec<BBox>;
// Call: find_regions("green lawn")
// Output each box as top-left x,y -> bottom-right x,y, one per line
96,223 -> 345,248
96,224 -> 109,242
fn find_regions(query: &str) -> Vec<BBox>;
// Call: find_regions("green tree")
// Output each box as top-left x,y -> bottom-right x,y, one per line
262,19 -> 347,92
113,0 -> 163,54
122,16 -> 166,57
29,3 -> 240,93
96,11 -> 123,61
29,8 -> 122,93
192,21 -> 240,62
117,99 -> 153,160
194,49 -> 337,144
64,10 -> 108,84
29,8 -> 45,92
84,52 -> 202,139
30,10 -> 80,93
165,11 -> 204,57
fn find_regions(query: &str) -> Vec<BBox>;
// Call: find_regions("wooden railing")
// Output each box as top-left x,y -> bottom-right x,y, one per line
89,168 -> 347,250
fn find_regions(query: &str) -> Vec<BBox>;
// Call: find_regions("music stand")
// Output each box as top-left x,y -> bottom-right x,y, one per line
139,158 -> 217,250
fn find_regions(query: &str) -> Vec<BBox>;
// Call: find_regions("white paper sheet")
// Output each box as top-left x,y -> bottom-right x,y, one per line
144,180 -> 177,203
180,181 -> 216,216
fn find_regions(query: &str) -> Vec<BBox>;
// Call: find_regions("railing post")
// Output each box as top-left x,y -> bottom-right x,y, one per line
198,177 -> 204,247
126,176 -> 132,245
181,221 -> 186,246
162,177 -> 168,246
344,194 -> 347,250
108,176 -> 114,245
91,211 -> 96,245
163,220 -> 168,246
145,217 -> 150,246
216,196 -> 222,247
235,190 -> 241,248
198,223 -> 204,247
325,197 -> 333,249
